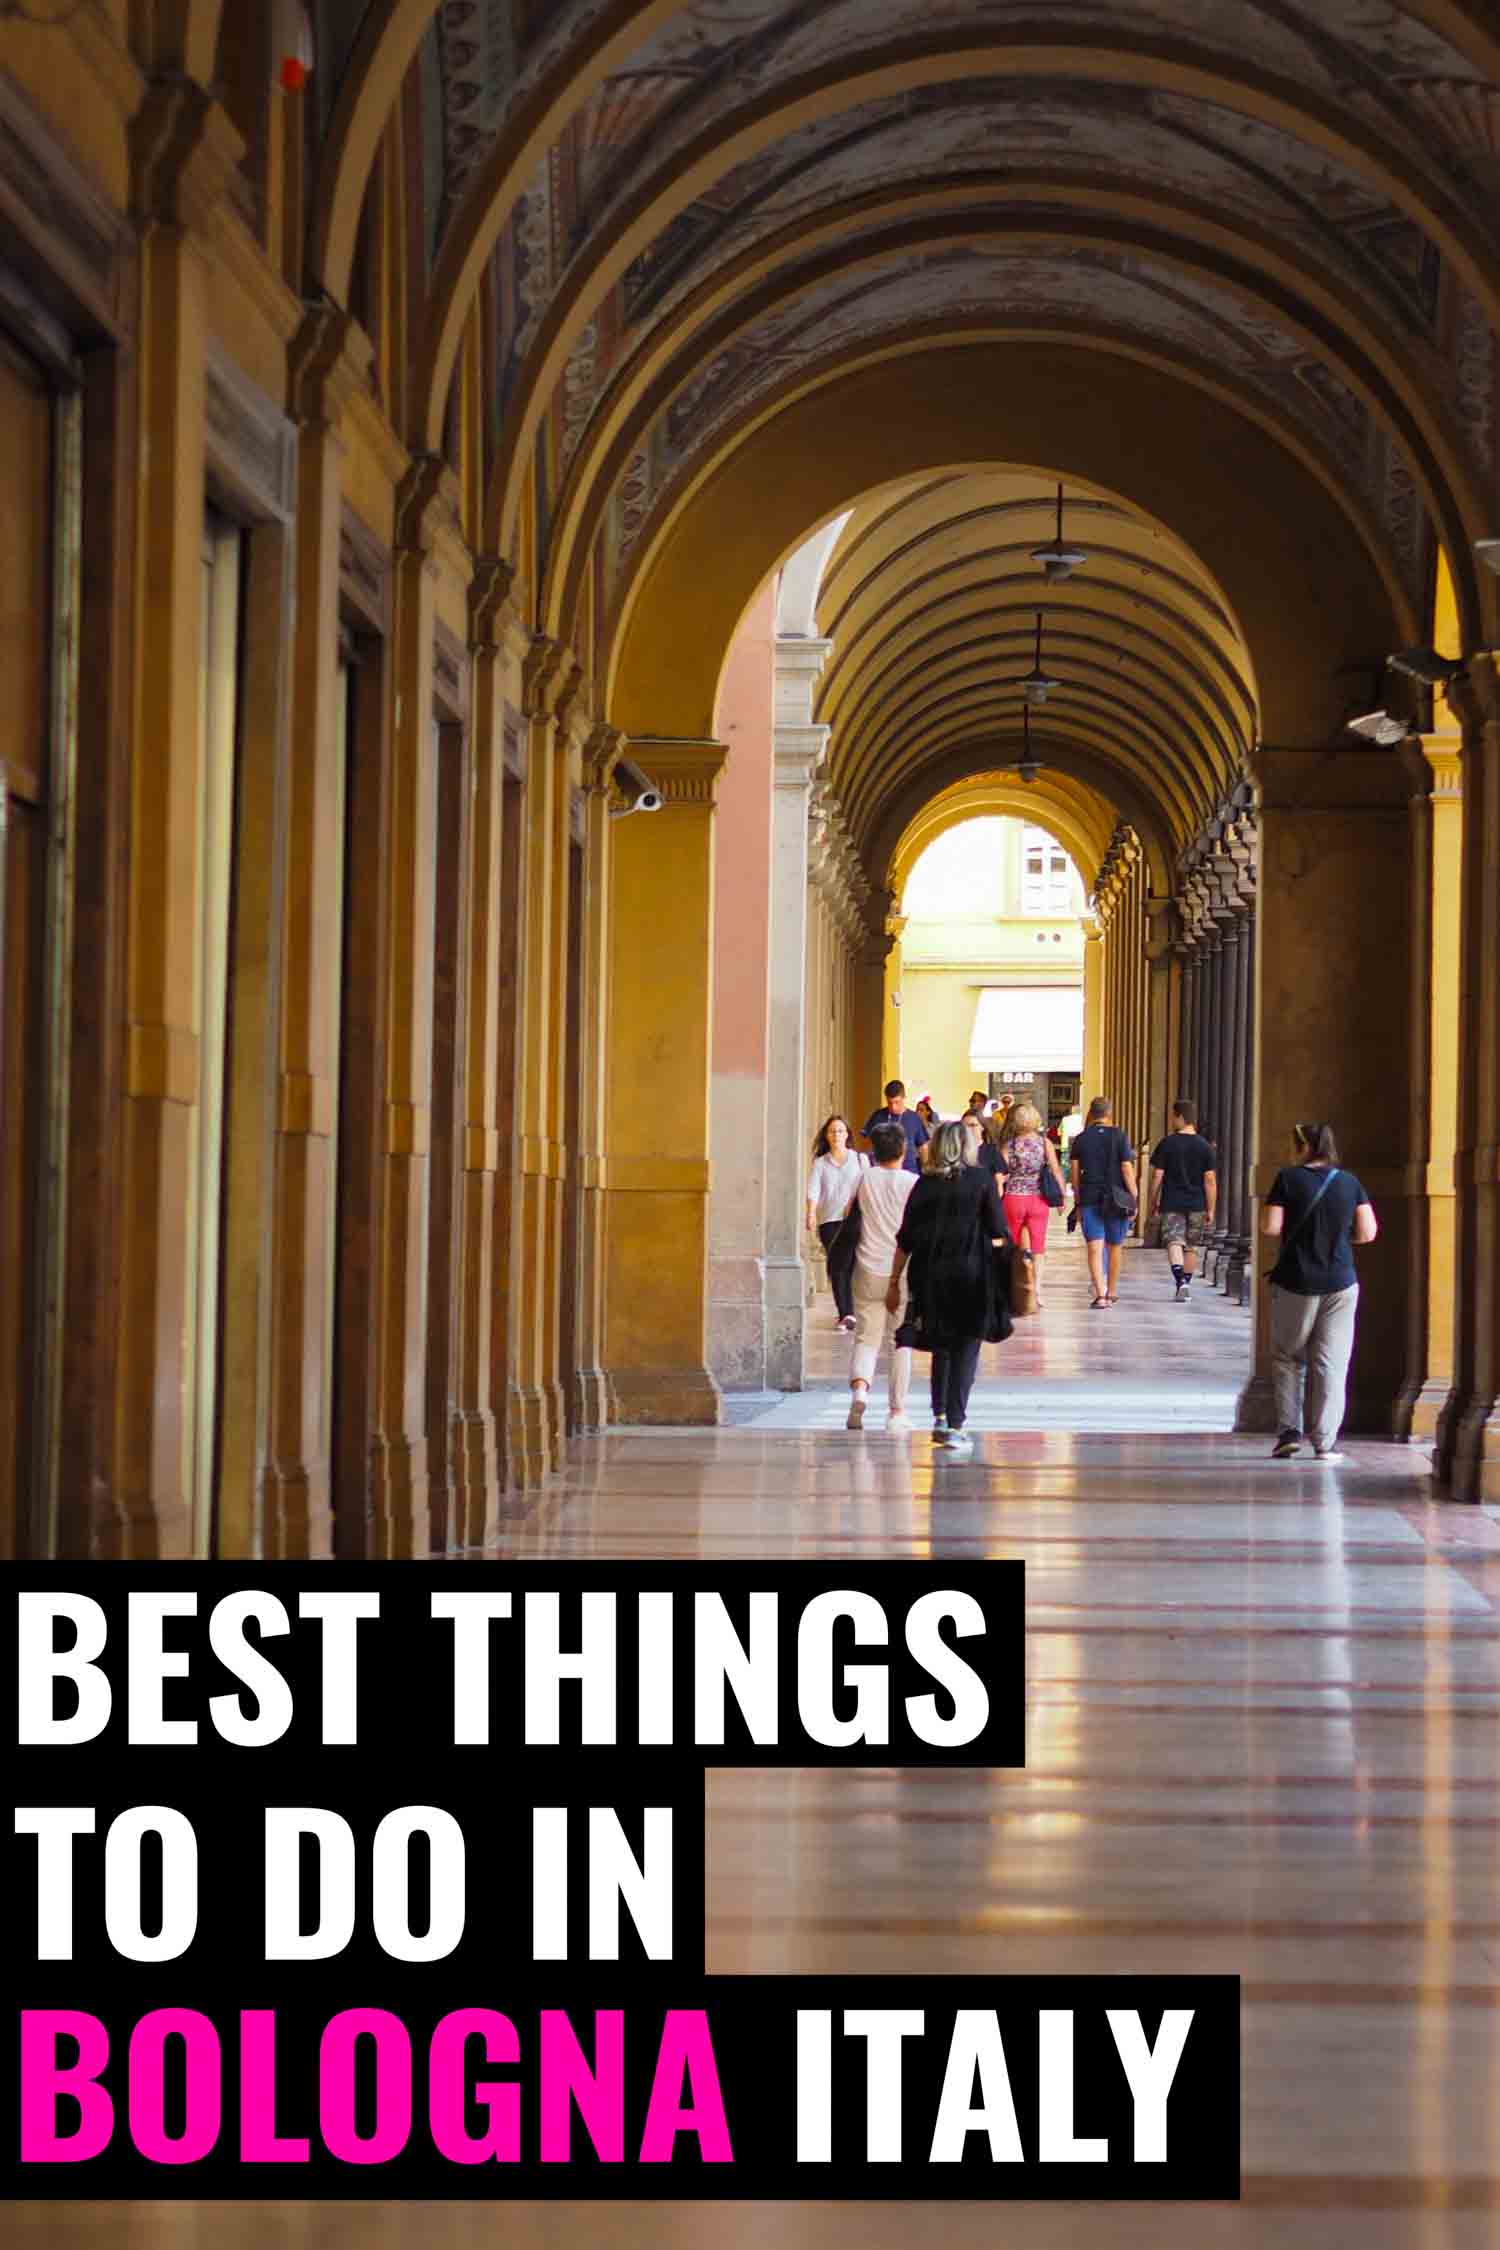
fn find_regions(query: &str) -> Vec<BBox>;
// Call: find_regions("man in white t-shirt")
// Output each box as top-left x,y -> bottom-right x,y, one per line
847,1121 -> 918,1433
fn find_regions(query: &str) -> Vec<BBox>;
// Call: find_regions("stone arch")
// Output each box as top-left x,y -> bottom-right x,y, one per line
538,188 -> 1491,638
470,28 -> 1500,560
604,339 -> 1401,801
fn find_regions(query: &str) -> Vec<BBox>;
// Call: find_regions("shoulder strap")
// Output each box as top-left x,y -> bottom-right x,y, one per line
1282,1167 -> 1340,1251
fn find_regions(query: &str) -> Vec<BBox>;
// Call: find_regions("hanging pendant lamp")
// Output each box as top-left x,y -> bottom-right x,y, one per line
1017,704 -> 1043,785
1021,610 -> 1058,706
1031,483 -> 1089,583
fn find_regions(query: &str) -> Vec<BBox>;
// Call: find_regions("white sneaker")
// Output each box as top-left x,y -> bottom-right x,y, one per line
941,1431 -> 974,1458
1313,1449 -> 1346,1463
846,1393 -> 866,1430
931,1417 -> 948,1442
887,1412 -> 912,1435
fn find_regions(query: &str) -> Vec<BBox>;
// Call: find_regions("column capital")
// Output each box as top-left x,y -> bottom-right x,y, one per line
774,636 -> 833,729
287,303 -> 374,429
468,555 -> 530,663
130,76 -> 244,235
522,634 -> 578,722
773,730 -> 828,790
624,737 -> 728,805
393,452 -> 458,560
584,722 -> 626,794
1418,733 -> 1464,799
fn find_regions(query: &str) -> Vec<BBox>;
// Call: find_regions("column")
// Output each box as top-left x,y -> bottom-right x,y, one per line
446,559 -> 529,1546
1437,656 -> 1500,1498
603,738 -> 728,1423
1238,746 -> 1419,1435
764,637 -> 830,1391
882,912 -> 906,1087
1406,739 -> 1462,1436
110,84 -> 242,1555
575,722 -> 624,1430
1082,917 -> 1103,1099
1222,896 -> 1253,1299
510,637 -> 575,1485
707,584 -> 774,1393
1144,898 -> 1177,1149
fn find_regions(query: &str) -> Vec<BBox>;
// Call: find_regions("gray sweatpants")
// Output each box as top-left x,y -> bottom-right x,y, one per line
1269,1282 -> 1359,1451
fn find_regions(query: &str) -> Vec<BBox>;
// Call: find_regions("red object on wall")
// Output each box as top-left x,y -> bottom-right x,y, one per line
280,56 -> 308,92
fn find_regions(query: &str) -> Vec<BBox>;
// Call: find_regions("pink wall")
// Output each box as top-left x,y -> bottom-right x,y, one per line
707,580 -> 776,1389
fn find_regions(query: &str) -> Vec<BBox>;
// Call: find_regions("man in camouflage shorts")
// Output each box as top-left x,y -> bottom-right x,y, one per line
1149,1102 -> 1219,1302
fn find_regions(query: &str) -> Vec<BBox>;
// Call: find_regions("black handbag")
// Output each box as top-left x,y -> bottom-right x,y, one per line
1041,1152 -> 1065,1208
1106,1130 -> 1137,1218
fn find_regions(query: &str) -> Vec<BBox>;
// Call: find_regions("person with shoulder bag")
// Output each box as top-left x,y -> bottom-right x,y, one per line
887,1119 -> 1011,1457
996,1100 -> 1065,1311
1259,1119 -> 1378,1462
1068,1095 -> 1138,1308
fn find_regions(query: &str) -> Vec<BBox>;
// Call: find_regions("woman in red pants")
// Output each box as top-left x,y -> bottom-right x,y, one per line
998,1101 -> 1066,1308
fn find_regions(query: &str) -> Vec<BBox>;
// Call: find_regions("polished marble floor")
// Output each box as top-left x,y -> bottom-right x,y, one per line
18,1238 -> 1500,2246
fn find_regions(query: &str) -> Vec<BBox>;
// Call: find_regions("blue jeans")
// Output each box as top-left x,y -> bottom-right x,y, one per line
1079,1202 -> 1129,1247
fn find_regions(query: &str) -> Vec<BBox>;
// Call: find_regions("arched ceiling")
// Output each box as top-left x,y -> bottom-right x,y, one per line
307,5 -> 1500,655
810,468 -> 1257,870
889,773 -> 1118,907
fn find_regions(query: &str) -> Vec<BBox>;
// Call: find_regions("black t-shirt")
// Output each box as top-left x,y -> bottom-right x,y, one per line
1071,1123 -> 1131,1208
1150,1132 -> 1218,1214
863,1106 -> 929,1174
1265,1165 -> 1367,1295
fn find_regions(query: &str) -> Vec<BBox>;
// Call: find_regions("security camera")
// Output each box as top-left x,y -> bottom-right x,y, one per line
1386,647 -> 1466,687
1345,710 -> 1412,746
609,756 -> 664,818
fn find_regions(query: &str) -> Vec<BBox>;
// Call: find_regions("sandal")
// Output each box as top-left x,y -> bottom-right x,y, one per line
1090,1295 -> 1107,1309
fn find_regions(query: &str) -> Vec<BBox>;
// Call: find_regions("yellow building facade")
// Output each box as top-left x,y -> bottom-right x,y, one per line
2,0 -> 1500,1555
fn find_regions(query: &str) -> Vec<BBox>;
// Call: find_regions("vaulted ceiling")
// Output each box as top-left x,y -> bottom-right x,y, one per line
296,0 -> 1500,855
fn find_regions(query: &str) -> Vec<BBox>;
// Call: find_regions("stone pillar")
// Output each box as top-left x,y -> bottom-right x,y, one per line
1144,898 -> 1177,1148
764,638 -> 830,1390
883,913 -> 906,1087
1436,658 -> 1500,1498
1222,899 -> 1254,1298
575,723 -> 624,1430
1082,917 -> 1104,1100
603,740 -> 728,1423
1406,738 -> 1462,1437
508,640 -> 573,1481
446,560 -> 528,1545
1238,747 -> 1419,1436
707,586 -> 774,1393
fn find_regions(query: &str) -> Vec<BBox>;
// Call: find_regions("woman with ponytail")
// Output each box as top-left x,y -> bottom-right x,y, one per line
887,1119 -> 1011,1455
1259,1120 -> 1378,1462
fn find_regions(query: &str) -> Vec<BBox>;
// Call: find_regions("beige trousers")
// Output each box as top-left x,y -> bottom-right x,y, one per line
850,1266 -> 912,1411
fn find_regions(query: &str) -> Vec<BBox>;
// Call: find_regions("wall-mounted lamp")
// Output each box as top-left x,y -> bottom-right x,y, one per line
1345,710 -> 1413,746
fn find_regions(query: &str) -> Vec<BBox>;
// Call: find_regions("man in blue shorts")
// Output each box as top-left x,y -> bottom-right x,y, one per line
1068,1095 -> 1138,1307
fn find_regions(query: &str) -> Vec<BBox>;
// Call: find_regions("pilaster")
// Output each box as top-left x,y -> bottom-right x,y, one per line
108,78 -> 242,1555
1436,658 -> 1500,1497
603,740 -> 729,1424
1405,737 -> 1463,1439
1237,746 -> 1418,1437
574,720 -> 624,1433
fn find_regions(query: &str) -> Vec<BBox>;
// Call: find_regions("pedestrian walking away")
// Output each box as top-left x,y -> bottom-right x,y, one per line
860,1078 -> 930,1174
844,1121 -> 919,1433
998,1100 -> 1066,1307
806,1114 -> 868,1330
1069,1095 -> 1139,1308
1148,1099 -> 1218,1301
888,1118 -> 1012,1456
1260,1119 -> 1378,1461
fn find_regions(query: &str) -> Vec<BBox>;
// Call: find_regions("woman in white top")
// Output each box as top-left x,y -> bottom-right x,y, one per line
806,1115 -> 868,1330
846,1119 -> 919,1432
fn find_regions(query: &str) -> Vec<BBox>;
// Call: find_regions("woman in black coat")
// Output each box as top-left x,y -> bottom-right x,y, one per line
888,1119 -> 1011,1456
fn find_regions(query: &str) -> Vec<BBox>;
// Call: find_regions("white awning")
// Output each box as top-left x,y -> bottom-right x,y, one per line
969,985 -> 1084,1073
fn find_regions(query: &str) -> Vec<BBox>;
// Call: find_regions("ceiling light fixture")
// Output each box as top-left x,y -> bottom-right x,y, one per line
1387,646 -> 1467,687
1016,704 -> 1043,784
1031,482 -> 1089,584
1021,611 -> 1058,706
1345,710 -> 1413,746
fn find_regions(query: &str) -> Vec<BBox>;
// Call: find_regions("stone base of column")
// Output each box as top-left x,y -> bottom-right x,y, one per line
368,1437 -> 430,1557
1234,1374 -> 1278,1433
1438,1398 -> 1500,1503
607,1365 -> 722,1426
448,1410 -> 503,1550
764,1254 -> 807,1390
257,1466 -> 334,1559
1401,1377 -> 1452,1443
707,1253 -> 768,1392
1221,1241 -> 1251,1305
508,1384 -> 555,1489
575,1365 -> 612,1432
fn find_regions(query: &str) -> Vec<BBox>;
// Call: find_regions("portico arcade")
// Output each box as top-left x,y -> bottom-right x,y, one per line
1,0 -> 1499,1559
